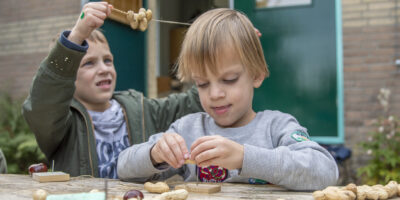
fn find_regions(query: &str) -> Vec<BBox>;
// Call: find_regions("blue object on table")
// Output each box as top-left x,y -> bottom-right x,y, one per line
321,144 -> 352,163
46,192 -> 105,200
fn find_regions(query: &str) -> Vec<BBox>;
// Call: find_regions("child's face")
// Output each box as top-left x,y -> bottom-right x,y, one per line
192,49 -> 264,127
74,40 -> 116,111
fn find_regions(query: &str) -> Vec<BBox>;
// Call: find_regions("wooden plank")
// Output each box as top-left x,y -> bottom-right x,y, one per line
175,183 -> 221,194
32,172 -> 70,183
7,174 -> 400,200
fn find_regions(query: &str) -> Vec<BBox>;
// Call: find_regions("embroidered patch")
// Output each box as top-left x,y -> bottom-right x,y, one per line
290,131 -> 310,142
198,165 -> 228,182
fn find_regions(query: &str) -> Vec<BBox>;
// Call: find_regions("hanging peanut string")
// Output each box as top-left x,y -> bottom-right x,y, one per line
111,7 -> 190,31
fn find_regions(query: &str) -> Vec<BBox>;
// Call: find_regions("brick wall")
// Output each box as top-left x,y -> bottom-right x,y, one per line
0,0 -> 80,98
342,0 -> 400,183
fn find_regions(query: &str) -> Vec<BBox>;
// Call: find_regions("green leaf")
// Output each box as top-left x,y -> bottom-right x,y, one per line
0,92 -> 46,174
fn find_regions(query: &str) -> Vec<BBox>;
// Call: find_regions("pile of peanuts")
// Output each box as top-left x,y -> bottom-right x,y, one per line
313,181 -> 400,200
33,182 -> 188,200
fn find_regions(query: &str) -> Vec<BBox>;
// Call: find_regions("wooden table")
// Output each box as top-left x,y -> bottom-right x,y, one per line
0,174 -> 312,199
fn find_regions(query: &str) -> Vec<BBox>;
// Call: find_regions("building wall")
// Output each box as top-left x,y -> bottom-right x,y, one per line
342,0 -> 400,183
0,0 -> 80,98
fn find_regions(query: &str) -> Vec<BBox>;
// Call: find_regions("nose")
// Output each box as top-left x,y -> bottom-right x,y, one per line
98,61 -> 111,75
209,83 -> 225,100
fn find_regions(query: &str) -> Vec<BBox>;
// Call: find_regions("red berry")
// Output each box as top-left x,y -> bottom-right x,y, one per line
28,163 -> 48,175
123,190 -> 144,200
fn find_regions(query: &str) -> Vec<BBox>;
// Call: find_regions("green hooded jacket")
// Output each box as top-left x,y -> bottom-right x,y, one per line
22,41 -> 203,177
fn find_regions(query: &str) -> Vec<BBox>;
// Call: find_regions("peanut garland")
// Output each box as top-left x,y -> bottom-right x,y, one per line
126,8 -> 152,31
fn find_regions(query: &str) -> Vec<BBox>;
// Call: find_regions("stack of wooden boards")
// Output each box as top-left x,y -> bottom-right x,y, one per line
32,172 -> 70,183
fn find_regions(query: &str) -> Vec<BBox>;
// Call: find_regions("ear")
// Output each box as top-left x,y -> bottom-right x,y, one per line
253,73 -> 265,88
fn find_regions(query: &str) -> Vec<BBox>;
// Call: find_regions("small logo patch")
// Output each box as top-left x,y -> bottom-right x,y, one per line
248,178 -> 268,184
290,131 -> 310,142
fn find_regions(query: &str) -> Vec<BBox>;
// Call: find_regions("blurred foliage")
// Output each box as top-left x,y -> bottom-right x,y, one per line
0,92 -> 46,174
357,88 -> 400,185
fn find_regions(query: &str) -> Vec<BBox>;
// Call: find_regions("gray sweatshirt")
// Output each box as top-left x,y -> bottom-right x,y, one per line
117,110 -> 338,190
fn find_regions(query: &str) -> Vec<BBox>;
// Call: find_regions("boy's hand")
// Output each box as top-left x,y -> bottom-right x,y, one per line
255,28 -> 262,37
190,135 -> 244,170
150,133 -> 190,169
68,2 -> 112,45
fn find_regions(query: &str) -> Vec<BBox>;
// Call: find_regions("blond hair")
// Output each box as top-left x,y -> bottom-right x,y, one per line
87,29 -> 108,44
177,8 -> 269,82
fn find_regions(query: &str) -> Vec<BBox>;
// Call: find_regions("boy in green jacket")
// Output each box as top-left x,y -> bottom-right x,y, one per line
22,2 -> 202,178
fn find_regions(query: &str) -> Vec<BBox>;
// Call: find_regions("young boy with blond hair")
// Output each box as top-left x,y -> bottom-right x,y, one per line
22,2 -> 202,178
117,8 -> 338,190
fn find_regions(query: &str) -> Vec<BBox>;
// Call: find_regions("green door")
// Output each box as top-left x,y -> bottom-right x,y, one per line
235,0 -> 344,144
90,0 -> 147,94
102,20 -> 146,93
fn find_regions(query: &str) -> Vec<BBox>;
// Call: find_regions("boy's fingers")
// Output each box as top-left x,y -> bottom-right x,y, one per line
85,13 -> 104,28
84,7 -> 107,20
190,136 -> 215,152
196,149 -> 219,167
80,2 -> 109,21
69,2 -> 109,46
254,28 -> 262,37
107,5 -> 113,16
164,135 -> 185,167
84,2 -> 109,12
158,139 -> 179,167
90,9 -> 108,20
173,134 -> 189,159
190,138 -> 216,161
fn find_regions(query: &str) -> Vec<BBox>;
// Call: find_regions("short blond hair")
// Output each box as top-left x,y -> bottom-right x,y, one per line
87,29 -> 108,44
177,8 -> 269,82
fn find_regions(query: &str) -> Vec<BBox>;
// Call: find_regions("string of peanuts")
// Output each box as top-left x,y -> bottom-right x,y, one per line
126,8 -> 152,31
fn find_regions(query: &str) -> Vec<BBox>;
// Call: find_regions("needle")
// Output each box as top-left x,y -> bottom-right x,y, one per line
184,159 -> 199,185
196,166 -> 199,186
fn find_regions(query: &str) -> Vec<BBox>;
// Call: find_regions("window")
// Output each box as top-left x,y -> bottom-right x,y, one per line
255,0 -> 312,9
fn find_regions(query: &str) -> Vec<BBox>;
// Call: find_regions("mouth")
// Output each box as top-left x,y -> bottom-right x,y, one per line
212,104 -> 231,115
95,79 -> 112,89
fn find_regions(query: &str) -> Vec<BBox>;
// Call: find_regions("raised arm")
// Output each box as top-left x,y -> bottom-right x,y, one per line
22,2 -> 112,159
22,40 -> 86,159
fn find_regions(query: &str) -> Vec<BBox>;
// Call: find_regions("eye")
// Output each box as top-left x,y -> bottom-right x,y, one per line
196,82 -> 209,88
104,58 -> 113,64
223,77 -> 238,84
82,61 -> 93,67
